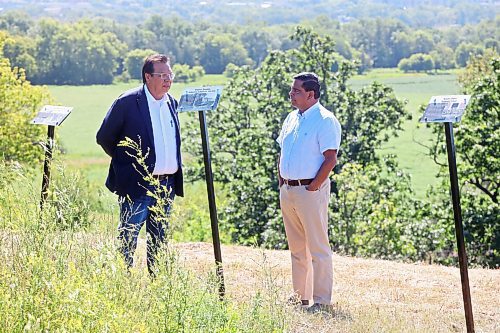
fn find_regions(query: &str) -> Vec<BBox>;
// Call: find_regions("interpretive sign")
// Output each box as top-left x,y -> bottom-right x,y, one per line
178,85 -> 225,297
32,105 -> 73,126
419,95 -> 471,123
419,95 -> 475,332
178,86 -> 222,112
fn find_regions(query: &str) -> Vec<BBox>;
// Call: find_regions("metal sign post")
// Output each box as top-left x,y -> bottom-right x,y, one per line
420,95 -> 474,333
32,105 -> 72,210
40,125 -> 55,210
179,86 -> 225,298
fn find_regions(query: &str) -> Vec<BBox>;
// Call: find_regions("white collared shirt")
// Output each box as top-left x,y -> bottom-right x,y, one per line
277,102 -> 341,180
144,85 -> 178,175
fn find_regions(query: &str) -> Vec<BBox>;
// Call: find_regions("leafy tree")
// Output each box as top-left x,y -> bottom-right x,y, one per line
0,32 -> 38,79
330,158 -> 454,263
430,44 -> 456,70
346,18 -> 408,68
411,31 -> 435,55
455,42 -> 483,67
198,33 -> 253,74
171,63 -> 204,83
0,51 -> 52,164
240,29 -> 273,66
183,26 -> 407,247
427,51 -> 499,267
125,48 -> 158,80
223,63 -> 239,78
31,19 -> 126,85
398,53 -> 434,72
0,11 -> 33,35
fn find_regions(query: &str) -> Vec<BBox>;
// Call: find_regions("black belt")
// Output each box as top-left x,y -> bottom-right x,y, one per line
153,174 -> 173,181
283,178 -> 313,186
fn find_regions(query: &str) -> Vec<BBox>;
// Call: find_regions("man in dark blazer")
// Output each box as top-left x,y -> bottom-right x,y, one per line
97,54 -> 183,275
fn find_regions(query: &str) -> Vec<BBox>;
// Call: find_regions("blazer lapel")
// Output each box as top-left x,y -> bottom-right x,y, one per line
137,86 -> 155,149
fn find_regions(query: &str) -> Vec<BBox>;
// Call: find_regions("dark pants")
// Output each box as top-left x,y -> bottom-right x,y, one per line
118,176 -> 175,275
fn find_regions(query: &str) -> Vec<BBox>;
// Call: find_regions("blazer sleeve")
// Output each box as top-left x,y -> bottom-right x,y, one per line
96,98 -> 125,157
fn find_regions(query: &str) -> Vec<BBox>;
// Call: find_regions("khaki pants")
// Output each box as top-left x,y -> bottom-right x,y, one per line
279,179 -> 333,305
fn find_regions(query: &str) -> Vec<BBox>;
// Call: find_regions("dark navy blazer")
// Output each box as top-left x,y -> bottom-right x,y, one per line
96,86 -> 184,198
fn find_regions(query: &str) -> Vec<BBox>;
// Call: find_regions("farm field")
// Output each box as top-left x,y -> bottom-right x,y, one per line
48,69 -> 460,197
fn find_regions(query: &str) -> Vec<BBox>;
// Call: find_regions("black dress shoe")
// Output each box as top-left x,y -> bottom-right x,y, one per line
306,303 -> 333,314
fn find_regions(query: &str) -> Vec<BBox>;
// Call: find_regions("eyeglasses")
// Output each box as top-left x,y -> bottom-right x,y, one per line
150,72 -> 175,81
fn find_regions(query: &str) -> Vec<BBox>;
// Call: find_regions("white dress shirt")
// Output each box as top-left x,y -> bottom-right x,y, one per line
277,102 -> 341,180
144,85 -> 178,175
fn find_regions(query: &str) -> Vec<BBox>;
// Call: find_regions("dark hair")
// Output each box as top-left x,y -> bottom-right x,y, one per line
142,54 -> 170,83
293,72 -> 321,99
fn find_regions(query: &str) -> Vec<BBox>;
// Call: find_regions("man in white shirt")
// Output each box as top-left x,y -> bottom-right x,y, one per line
97,54 -> 183,275
277,72 -> 341,313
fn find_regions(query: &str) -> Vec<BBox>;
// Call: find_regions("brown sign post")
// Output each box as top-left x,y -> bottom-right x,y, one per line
178,86 -> 225,299
420,95 -> 474,333
32,105 -> 72,210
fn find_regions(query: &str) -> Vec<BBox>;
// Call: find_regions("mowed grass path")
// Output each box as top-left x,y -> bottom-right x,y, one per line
48,70 -> 460,196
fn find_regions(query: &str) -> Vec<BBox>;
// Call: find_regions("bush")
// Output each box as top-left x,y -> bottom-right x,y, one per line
223,63 -> 239,77
124,48 -> 158,80
172,63 -> 205,83
0,57 -> 51,165
330,158 -> 453,262
398,53 -> 434,72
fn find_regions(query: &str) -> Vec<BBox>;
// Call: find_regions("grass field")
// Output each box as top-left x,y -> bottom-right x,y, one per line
47,69 -> 460,196
349,69 -> 461,195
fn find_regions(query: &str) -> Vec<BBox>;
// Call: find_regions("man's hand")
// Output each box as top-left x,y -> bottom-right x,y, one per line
305,184 -> 319,191
306,149 -> 337,192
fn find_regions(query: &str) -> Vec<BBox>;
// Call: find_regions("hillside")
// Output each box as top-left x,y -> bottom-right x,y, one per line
135,240 -> 499,332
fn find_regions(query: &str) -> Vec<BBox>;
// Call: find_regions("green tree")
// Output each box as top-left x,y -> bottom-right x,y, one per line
198,33 -> 253,74
125,49 -> 157,80
428,51 -> 499,267
183,26 -> 407,247
430,44 -> 456,70
330,158 -> 453,262
171,63 -> 204,83
398,53 -> 434,72
0,11 -> 33,35
32,19 -> 126,85
455,43 -> 483,67
0,53 -> 51,164
240,29 -> 273,66
0,32 -> 38,79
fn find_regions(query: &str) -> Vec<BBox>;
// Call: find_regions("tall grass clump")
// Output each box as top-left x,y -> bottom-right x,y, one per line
0,144 -> 294,332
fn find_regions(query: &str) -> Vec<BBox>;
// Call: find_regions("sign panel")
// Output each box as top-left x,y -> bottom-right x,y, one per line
419,95 -> 471,123
32,105 -> 73,126
178,86 -> 222,112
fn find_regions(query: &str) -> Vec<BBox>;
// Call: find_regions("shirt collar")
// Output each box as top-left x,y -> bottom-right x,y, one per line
144,84 -> 168,106
297,101 -> 320,120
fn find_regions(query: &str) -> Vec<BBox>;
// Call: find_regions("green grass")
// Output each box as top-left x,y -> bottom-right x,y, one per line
349,69 -> 461,195
47,70 -> 461,197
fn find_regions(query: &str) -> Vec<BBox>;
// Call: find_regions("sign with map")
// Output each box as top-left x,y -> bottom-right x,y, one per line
419,95 -> 471,123
178,86 -> 222,112
32,105 -> 73,126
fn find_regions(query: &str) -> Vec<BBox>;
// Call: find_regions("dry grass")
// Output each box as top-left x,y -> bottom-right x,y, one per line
135,241 -> 499,333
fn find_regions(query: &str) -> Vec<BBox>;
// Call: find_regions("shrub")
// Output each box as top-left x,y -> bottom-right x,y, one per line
124,48 -> 158,80
0,57 -> 51,164
172,63 -> 205,83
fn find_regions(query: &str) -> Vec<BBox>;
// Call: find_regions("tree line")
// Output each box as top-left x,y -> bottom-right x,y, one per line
4,0 -> 497,29
0,11 -> 498,85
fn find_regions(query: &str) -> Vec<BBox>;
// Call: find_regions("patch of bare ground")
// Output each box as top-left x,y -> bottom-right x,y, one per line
158,241 -> 499,333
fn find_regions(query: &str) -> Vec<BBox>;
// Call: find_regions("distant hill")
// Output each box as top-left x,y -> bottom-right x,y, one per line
1,0 -> 498,27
